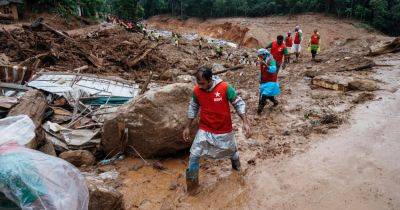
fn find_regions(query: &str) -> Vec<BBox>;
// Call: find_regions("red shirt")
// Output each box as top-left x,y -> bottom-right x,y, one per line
194,82 -> 232,134
285,36 -> 293,47
311,34 -> 320,45
260,60 -> 277,83
294,31 -> 301,44
270,41 -> 286,64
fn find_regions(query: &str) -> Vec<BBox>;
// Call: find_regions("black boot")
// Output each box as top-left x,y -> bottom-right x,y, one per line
257,95 -> 267,114
231,158 -> 241,171
186,169 -> 199,195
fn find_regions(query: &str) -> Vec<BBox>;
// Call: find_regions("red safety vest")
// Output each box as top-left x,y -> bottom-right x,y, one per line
270,41 -> 286,64
285,36 -> 293,47
260,60 -> 277,83
311,34 -> 319,45
294,31 -> 301,44
194,82 -> 232,134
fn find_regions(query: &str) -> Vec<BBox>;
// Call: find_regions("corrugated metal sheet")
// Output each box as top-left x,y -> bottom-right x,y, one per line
28,73 -> 140,100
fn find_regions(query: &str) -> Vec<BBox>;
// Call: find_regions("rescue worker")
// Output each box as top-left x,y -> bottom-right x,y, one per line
257,49 -> 280,114
215,45 -> 223,59
309,29 -> 321,61
266,35 -> 289,73
284,31 -> 293,63
172,33 -> 180,47
293,25 -> 303,62
183,66 -> 251,195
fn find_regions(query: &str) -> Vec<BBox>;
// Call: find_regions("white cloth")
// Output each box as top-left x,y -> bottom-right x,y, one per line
190,129 -> 237,159
292,44 -> 302,53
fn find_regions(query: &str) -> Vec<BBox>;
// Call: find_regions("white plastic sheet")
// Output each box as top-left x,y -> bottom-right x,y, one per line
0,143 -> 89,210
0,115 -> 36,146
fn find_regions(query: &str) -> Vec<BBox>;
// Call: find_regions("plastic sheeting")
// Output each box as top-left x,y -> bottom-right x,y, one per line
0,115 -> 36,147
0,143 -> 89,210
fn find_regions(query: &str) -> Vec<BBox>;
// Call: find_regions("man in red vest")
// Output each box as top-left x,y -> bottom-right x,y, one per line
293,25 -> 303,62
266,35 -> 289,73
284,31 -> 293,63
309,29 -> 321,61
183,66 -> 251,195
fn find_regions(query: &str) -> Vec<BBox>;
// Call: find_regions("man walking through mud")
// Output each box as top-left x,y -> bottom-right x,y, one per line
266,35 -> 289,73
183,66 -> 251,195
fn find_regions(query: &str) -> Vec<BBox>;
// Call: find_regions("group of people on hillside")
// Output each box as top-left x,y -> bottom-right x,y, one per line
181,25 -> 322,195
256,26 -> 321,114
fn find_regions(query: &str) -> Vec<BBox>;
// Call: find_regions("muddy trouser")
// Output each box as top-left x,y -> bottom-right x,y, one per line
311,49 -> 317,59
188,129 -> 239,172
258,94 -> 277,111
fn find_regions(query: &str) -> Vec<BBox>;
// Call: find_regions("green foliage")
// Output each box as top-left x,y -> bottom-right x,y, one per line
24,0 -> 400,35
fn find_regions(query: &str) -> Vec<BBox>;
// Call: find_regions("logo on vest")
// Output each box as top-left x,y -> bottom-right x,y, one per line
214,91 -> 222,102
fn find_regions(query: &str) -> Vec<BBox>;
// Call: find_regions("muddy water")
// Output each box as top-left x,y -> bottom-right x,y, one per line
241,72 -> 400,209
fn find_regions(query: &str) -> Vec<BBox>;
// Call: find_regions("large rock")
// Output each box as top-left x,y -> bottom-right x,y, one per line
101,83 -> 197,158
7,90 -> 48,149
85,176 -> 124,210
348,79 -> 378,91
59,150 -> 96,167
312,75 -> 353,91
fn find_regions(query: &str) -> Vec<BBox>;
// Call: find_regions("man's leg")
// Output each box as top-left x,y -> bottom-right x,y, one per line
186,154 -> 200,195
257,94 -> 268,114
230,151 -> 241,171
276,62 -> 281,74
311,49 -> 317,61
267,96 -> 278,107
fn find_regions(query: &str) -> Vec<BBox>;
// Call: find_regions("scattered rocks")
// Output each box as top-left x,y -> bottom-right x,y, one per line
153,161 -> 166,170
353,92 -> 375,104
131,161 -> 145,171
59,150 -> 96,167
312,75 -> 352,91
169,180 -> 178,190
348,79 -> 378,91
86,176 -> 125,210
320,114 -> 341,125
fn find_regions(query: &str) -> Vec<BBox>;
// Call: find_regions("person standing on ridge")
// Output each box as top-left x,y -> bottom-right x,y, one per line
309,29 -> 321,61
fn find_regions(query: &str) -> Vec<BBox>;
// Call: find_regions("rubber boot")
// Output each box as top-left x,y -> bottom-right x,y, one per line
231,158 -> 241,171
257,95 -> 267,114
186,169 -> 199,195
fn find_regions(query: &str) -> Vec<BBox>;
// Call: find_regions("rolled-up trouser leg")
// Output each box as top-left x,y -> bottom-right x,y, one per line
186,155 -> 200,195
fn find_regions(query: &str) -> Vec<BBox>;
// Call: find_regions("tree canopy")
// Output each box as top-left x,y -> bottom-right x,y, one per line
23,0 -> 400,36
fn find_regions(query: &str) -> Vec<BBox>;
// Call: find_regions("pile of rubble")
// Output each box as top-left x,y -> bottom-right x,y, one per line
0,16 -> 257,209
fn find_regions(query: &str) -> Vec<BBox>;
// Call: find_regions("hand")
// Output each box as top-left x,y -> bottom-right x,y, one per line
242,123 -> 251,139
282,62 -> 287,70
183,126 -> 190,142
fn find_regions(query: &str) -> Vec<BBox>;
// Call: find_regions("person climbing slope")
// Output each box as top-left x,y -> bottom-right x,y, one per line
284,31 -> 294,63
266,35 -> 289,73
256,49 -> 281,114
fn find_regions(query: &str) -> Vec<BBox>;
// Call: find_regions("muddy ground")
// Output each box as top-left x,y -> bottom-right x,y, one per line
1,13 -> 399,209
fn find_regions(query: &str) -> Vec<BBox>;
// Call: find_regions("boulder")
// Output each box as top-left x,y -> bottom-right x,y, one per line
86,176 -> 124,210
348,79 -> 378,91
59,150 -> 96,167
312,75 -> 353,91
102,83 -> 197,158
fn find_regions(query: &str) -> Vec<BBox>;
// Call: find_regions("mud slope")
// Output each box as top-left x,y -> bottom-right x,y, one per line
146,14 -> 382,48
